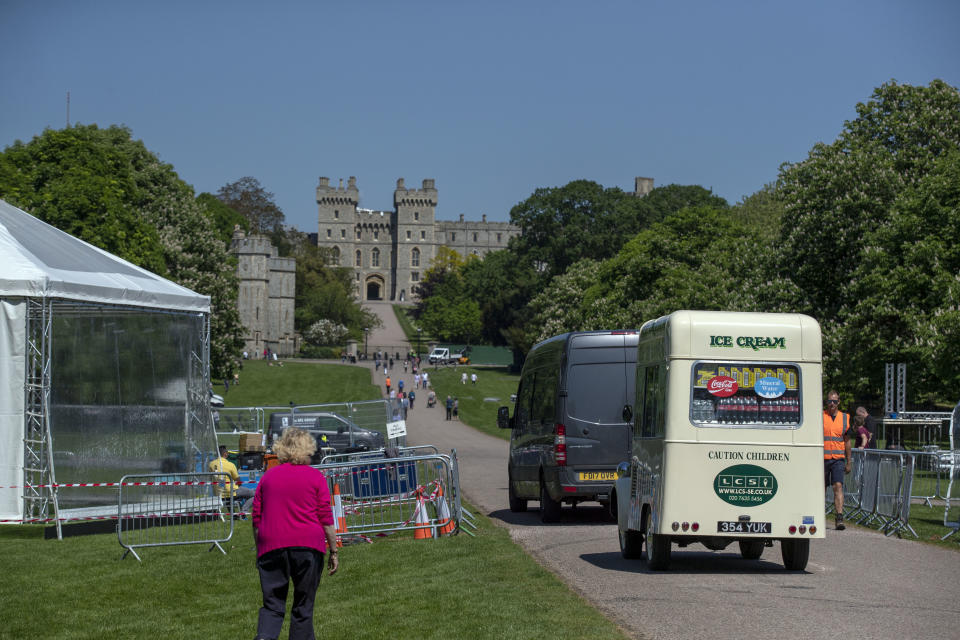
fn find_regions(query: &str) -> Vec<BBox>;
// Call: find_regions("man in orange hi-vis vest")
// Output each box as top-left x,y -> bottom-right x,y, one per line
823,390 -> 852,530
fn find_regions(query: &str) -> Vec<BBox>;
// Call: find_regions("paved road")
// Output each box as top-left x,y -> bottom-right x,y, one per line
358,303 -> 960,640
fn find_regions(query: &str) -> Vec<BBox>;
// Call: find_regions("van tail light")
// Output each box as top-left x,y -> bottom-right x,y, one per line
554,423 -> 567,466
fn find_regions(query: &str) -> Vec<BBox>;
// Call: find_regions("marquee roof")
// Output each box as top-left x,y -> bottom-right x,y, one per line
0,198 -> 210,313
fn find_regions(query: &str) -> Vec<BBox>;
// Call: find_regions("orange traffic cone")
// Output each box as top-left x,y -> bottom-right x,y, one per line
435,484 -> 456,535
331,482 -> 347,548
413,490 -> 433,540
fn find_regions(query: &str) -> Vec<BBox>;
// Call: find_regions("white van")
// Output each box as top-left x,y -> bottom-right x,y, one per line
614,311 -> 825,570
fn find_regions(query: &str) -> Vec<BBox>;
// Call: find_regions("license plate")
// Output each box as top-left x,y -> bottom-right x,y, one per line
578,471 -> 616,482
717,521 -> 771,534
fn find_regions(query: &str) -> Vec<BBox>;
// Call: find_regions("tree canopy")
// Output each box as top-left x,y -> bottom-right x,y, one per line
776,79 -> 960,400
216,176 -> 285,235
0,124 -> 244,378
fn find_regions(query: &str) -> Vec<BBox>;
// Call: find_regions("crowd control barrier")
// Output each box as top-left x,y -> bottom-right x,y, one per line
117,472 -> 234,561
314,448 -> 474,541
828,450 -> 918,537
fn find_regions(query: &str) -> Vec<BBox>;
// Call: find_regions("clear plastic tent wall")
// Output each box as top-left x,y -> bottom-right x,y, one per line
0,199 -> 216,524
50,306 -> 216,513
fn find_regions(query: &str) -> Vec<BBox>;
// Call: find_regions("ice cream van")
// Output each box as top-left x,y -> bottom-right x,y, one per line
613,311 -> 825,570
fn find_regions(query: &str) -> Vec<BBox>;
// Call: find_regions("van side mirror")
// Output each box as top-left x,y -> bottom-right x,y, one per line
622,404 -> 633,423
497,406 -> 511,429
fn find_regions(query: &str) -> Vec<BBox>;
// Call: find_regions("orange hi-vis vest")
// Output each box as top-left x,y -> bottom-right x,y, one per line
823,411 -> 849,460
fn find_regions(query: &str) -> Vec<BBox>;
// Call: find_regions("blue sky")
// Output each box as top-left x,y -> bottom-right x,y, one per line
2,1 -> 958,231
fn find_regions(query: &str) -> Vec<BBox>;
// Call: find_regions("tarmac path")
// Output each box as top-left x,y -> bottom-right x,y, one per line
359,302 -> 960,640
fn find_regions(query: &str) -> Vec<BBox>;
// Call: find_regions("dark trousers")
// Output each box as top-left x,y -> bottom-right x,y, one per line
256,547 -> 323,640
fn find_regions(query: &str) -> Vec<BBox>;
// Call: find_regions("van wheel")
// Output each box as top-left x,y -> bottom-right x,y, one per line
539,480 -> 562,523
508,476 -> 527,513
781,539 -> 809,570
738,540 -> 764,560
619,526 -> 643,559
644,511 -> 670,570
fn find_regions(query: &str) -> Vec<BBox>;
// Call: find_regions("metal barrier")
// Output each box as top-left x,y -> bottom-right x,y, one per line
315,452 -> 465,540
828,450 -> 916,537
320,445 -> 440,466
942,450 -> 960,540
117,472 -> 234,561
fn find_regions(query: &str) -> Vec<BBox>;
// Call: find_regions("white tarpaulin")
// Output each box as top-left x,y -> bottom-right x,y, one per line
0,301 -> 25,521
0,199 -> 210,313
0,198 -> 212,524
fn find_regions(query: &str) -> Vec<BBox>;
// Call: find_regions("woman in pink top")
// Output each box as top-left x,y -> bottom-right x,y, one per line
252,428 -> 338,640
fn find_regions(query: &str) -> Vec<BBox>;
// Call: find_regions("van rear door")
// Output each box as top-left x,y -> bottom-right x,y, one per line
562,333 -> 637,470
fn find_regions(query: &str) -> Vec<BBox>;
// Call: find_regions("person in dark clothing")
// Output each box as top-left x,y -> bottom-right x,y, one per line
445,395 -> 453,420
855,406 -> 877,448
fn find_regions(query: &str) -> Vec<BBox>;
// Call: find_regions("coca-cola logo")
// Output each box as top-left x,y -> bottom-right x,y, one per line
706,376 -> 738,397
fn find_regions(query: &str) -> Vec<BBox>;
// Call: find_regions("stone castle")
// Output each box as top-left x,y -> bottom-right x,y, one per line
314,177 -> 522,302
230,228 -> 297,357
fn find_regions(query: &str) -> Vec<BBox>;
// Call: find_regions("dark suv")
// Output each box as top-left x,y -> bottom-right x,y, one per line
268,411 -> 385,460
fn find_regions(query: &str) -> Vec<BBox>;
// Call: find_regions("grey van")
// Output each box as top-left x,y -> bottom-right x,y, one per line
267,411 -> 385,461
497,330 -> 637,522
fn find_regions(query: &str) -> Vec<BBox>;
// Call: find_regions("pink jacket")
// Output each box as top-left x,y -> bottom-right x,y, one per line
252,463 -> 334,558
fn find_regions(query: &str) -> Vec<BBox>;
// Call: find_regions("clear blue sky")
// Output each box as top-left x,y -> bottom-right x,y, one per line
2,1 -> 958,231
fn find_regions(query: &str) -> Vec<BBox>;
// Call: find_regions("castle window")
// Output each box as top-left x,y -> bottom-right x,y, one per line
373,230 -> 379,241
331,246 -> 341,266
411,248 -> 420,267
473,232 -> 478,242
406,230 -> 411,240
355,250 -> 361,267
411,271 -> 420,282
341,229 -> 346,239
451,232 -> 456,242
356,228 -> 362,240
414,211 -> 420,221
326,229 -> 331,238
372,248 -> 380,267
497,233 -> 502,242
334,209 -> 339,219
420,230 -> 426,240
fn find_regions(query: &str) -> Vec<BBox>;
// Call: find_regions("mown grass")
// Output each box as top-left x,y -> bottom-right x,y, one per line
218,359 -> 382,408
392,304 -> 434,351
426,365 -> 519,441
0,504 -> 628,640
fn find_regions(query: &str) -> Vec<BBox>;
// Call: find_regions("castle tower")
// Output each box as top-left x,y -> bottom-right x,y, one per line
393,178 -> 437,302
316,176 -> 360,275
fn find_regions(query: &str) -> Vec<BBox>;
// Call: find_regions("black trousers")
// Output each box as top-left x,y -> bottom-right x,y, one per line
256,547 -> 323,640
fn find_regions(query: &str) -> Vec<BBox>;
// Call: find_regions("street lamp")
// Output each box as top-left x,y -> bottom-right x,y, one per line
363,328 -> 369,359
417,327 -> 422,357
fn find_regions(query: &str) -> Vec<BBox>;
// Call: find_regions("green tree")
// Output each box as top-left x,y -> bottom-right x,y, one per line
216,176 -> 285,235
578,206 -> 774,330
0,125 -> 168,274
292,241 -> 379,346
776,79 -> 960,398
196,192 -> 248,247
836,150 -> 960,402
0,124 -> 244,378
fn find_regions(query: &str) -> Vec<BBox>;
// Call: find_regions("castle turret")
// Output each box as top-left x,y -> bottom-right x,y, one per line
316,176 -> 360,267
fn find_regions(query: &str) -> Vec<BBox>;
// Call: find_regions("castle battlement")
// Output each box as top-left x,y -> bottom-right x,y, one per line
317,176 -> 520,303
316,176 -> 359,205
394,178 -> 438,207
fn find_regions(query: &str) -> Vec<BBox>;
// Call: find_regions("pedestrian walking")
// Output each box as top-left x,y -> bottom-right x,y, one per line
461,372 -> 467,385
252,428 -> 338,640
823,389 -> 852,530
385,376 -> 391,395
471,372 -> 477,385
445,395 -> 453,420
409,390 -> 415,409
422,372 -> 429,389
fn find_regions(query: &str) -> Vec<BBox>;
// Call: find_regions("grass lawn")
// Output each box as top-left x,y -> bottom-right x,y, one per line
217,359 -> 382,408
0,504 -> 628,640
425,365 -> 519,441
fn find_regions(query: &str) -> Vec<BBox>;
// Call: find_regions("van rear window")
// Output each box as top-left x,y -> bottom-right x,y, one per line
690,361 -> 801,429
568,362 -> 630,424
